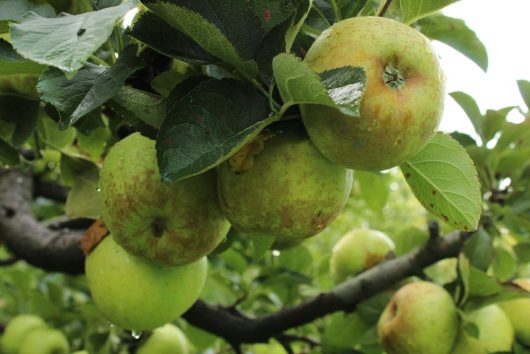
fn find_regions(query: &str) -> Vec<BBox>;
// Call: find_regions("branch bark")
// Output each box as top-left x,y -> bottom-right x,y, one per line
0,168 -> 471,344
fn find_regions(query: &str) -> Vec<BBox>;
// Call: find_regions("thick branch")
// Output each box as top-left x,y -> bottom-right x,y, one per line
0,169 -> 84,273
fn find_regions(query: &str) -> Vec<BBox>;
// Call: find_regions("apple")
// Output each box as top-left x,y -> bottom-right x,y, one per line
85,235 -> 207,331
1,314 -> 47,354
0,74 -> 39,99
301,16 -> 445,171
330,229 -> 395,283
218,130 -> 353,248
99,133 -> 230,265
378,281 -> 458,354
18,327 -> 69,354
137,324 -> 190,354
499,278 -> 530,346
451,304 -> 514,354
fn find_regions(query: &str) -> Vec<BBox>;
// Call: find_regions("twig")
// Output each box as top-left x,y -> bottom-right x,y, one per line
377,0 -> 394,17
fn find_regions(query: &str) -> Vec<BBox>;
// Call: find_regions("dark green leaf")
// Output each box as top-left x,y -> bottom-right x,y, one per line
10,2 -> 135,72
252,235 -> 277,260
468,265 -> 502,298
482,107 -> 513,143
38,45 -> 142,128
419,15 -> 488,71
514,242 -> 530,263
0,40 -> 47,75
60,154 -> 97,187
0,95 -> 39,147
450,91 -> 483,141
156,79 -> 271,181
129,12 -> 216,65
0,137 -> 19,166
338,0 -> 367,19
463,321 -> 479,339
463,229 -> 494,271
400,133 -> 482,231
108,86 -> 166,129
273,53 -> 366,116
450,132 -> 477,147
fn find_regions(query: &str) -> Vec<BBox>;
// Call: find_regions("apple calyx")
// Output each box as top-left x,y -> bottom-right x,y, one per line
383,64 -> 405,90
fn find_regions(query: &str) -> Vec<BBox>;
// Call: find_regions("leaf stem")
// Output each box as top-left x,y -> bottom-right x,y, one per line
330,0 -> 341,22
89,55 -> 109,67
377,0 -> 394,17
311,4 -> 331,27
268,83 -> 281,112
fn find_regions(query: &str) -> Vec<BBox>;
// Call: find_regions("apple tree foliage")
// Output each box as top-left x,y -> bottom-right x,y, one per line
0,0 -> 529,353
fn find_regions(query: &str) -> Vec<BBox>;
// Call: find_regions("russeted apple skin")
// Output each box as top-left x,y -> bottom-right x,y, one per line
85,235 -> 207,331
330,229 -> 395,283
499,278 -> 530,346
18,327 -> 70,354
451,304 -> 514,354
378,281 -> 458,354
301,16 -> 445,171
100,133 -> 230,266
137,324 -> 190,354
0,314 -> 47,354
218,131 -> 353,248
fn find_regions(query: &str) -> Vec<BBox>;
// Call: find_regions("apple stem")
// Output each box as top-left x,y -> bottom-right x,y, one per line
377,0 -> 394,17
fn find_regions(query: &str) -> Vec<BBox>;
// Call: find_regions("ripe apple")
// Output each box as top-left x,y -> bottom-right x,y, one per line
301,16 -> 445,171
18,327 -> 69,354
100,133 -> 230,265
137,324 -> 190,354
330,229 -> 395,283
85,235 -> 207,331
218,130 -> 353,248
499,278 -> 530,346
451,304 -> 514,354
1,314 -> 47,354
378,281 -> 458,354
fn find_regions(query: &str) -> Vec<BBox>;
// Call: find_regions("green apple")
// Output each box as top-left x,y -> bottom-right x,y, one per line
301,16 -> 445,171
451,304 -> 514,354
85,235 -> 207,331
137,324 -> 190,354
378,281 -> 458,354
499,278 -> 530,345
100,133 -> 230,265
330,229 -> 395,283
18,327 -> 69,354
218,130 -> 352,248
1,314 -> 47,354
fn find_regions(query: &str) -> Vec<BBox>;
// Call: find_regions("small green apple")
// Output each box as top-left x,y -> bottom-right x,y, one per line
0,314 -> 47,354
330,229 -> 395,283
137,324 -> 190,354
100,133 -> 230,265
85,235 -> 207,331
451,304 -> 514,354
499,278 -> 530,346
218,130 -> 353,248
301,16 -> 445,171
378,281 -> 458,354
18,327 -> 69,354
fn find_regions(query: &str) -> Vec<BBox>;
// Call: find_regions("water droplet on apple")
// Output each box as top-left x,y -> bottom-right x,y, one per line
131,330 -> 142,339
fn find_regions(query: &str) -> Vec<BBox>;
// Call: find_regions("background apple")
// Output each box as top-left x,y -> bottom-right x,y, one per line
18,327 -> 69,354
1,314 -> 47,354
218,130 -> 352,248
301,16 -> 445,171
137,323 -> 190,354
330,229 -> 395,283
100,133 -> 230,265
378,281 -> 458,354
85,235 -> 207,331
451,304 -> 514,354
499,278 -> 530,346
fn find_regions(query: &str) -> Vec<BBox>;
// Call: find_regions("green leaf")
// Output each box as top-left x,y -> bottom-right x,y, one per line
278,245 -> 313,274
252,235 -> 277,261
463,229 -> 494,271
492,247 -> 516,282
10,1 -> 135,73
65,167 -> 101,219
514,242 -> 530,263
390,226 -> 429,256
399,0 -> 459,25
60,154 -> 96,187
338,0 -> 368,19
0,95 -> 39,147
143,1 -> 259,79
0,0 -> 55,33
355,171 -> 390,212
0,137 -> 19,166
37,45 -> 142,128
400,133 -> 482,231
129,12 -> 216,65
37,116 -> 76,149
482,107 -> 514,143
467,265 -> 502,298
156,79 -> 271,181
323,312 -> 371,349
273,53 -> 366,116
450,91 -> 483,141
419,15 -> 488,71
0,40 -> 47,75
108,86 -> 167,129
517,80 -> 530,110
285,0 -> 313,52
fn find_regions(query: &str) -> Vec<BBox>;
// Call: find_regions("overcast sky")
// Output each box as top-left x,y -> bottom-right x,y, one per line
435,0 -> 530,136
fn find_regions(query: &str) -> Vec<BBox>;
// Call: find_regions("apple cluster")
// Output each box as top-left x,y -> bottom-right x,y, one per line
85,16 -> 446,337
